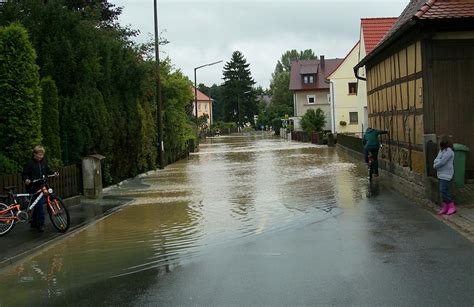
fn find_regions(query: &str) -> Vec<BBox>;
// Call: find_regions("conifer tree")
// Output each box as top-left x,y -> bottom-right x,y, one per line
221,51 -> 257,127
40,77 -> 61,164
0,23 -> 42,174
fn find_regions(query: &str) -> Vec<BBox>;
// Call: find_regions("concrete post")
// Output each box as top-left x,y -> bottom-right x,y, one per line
82,154 -> 106,199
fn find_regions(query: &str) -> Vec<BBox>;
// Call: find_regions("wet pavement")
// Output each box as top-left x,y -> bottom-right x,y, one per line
0,134 -> 473,306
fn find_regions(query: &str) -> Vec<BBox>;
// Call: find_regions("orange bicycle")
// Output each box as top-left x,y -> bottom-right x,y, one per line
0,174 -> 70,236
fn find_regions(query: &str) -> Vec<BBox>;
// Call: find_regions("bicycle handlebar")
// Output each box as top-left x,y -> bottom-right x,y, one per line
31,174 -> 59,183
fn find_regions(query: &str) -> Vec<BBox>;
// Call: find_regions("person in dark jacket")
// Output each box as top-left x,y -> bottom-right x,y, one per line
363,128 -> 388,176
22,145 -> 56,232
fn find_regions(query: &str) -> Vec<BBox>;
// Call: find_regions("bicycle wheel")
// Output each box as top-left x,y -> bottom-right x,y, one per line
47,196 -> 70,233
0,203 -> 16,236
368,163 -> 373,181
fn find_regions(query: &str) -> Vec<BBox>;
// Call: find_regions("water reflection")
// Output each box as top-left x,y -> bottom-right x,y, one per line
0,135 -> 371,304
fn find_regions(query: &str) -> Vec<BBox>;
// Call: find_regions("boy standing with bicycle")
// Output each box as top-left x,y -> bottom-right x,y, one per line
22,145 -> 57,232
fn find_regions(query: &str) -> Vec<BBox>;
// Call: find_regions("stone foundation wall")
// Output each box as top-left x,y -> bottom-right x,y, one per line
337,143 -> 440,206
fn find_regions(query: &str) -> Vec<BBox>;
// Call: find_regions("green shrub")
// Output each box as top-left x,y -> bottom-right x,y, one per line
300,108 -> 326,135
272,118 -> 282,135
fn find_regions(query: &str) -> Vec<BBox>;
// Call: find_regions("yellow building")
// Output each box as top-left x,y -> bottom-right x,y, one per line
327,42 -> 364,134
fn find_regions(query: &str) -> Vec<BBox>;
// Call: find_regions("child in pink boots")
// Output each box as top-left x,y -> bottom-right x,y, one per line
433,135 -> 456,215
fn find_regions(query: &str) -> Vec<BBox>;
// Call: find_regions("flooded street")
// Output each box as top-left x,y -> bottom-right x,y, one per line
0,135 -> 473,306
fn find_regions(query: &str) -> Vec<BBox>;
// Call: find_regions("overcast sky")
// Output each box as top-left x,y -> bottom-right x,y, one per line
111,0 -> 408,88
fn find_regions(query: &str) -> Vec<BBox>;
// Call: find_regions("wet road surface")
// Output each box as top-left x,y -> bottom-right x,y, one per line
0,135 -> 473,306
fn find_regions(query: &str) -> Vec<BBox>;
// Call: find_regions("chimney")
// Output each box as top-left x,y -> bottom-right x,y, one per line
320,55 -> 325,69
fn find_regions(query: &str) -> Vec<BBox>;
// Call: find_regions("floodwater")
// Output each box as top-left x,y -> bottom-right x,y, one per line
1,134 -> 471,306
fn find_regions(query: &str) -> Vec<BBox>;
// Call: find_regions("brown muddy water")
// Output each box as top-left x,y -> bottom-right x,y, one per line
0,134 -> 370,305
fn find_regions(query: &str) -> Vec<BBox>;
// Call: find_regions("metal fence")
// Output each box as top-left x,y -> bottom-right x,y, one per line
0,165 -> 81,199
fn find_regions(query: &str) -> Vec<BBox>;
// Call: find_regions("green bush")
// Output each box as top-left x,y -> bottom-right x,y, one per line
272,118 -> 282,135
300,108 -> 326,136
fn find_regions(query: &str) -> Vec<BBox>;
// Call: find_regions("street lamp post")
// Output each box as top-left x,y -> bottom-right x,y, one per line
154,0 -> 164,169
194,60 -> 223,124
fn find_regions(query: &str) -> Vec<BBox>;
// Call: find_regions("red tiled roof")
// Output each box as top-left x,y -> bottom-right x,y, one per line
417,0 -> 474,19
356,0 -> 474,68
192,87 -> 211,101
373,0 -> 474,56
361,18 -> 398,54
289,58 -> 344,91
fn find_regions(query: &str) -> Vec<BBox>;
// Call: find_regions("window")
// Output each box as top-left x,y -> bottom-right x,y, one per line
303,75 -> 314,84
205,104 -> 208,111
349,112 -> 358,124
307,95 -> 315,104
348,82 -> 357,95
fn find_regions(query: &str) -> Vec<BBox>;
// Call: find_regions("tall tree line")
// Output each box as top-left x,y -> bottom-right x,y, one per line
0,0 -> 195,183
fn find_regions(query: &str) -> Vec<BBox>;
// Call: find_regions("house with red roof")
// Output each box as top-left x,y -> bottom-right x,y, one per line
326,18 -> 397,134
289,56 -> 343,131
192,87 -> 213,126
354,0 -> 474,198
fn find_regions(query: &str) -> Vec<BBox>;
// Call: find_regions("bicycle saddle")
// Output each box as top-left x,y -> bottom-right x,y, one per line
3,186 -> 16,192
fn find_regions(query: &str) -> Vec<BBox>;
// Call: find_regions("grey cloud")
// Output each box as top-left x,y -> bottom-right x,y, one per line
112,0 -> 407,87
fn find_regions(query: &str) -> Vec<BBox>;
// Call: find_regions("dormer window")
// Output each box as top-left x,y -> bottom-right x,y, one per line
303,75 -> 314,84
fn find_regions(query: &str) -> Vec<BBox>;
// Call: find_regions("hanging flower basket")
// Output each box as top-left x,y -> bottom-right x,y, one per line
339,121 -> 347,126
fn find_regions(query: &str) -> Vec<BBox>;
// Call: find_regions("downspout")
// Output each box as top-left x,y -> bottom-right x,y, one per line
325,79 -> 336,134
330,81 -> 336,134
293,93 -> 297,117
354,66 -> 366,81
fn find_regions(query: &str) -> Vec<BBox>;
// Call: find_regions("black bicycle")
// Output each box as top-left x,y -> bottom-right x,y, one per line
0,174 -> 70,236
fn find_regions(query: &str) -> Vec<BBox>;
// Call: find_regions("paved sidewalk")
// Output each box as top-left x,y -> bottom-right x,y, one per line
337,144 -> 474,242
0,194 -> 131,269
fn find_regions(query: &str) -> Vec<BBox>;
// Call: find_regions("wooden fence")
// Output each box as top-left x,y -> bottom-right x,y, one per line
0,165 -> 80,199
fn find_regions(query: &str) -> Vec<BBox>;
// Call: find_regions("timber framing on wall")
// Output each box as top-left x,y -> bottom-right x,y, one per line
365,39 -> 425,175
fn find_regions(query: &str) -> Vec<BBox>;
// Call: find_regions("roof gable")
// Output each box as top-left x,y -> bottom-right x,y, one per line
327,41 -> 360,79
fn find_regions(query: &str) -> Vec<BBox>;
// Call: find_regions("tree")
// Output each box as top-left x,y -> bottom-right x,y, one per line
209,84 -> 224,122
269,49 -> 317,117
197,114 -> 210,130
221,51 -> 257,127
0,23 -> 42,174
0,1 -> 192,183
300,109 -> 327,135
40,77 -> 62,164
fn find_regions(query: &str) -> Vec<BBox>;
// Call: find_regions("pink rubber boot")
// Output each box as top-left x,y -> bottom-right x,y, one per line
437,203 -> 449,215
445,202 -> 457,215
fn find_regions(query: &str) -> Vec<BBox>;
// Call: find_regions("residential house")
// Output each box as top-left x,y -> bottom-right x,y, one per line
289,56 -> 343,131
327,18 -> 397,135
354,0 -> 474,197
327,42 -> 364,134
192,87 -> 213,126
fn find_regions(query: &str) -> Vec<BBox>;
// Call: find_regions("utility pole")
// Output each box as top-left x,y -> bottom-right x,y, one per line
154,0 -> 165,169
